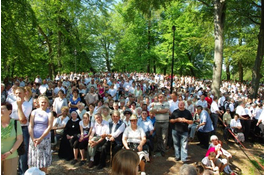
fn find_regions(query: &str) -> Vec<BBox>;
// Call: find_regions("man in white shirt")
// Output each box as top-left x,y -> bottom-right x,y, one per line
168,92 -> 179,114
10,87 -> 33,175
87,113 -> 109,168
98,110 -> 125,169
210,96 -> 222,134
39,79 -> 49,95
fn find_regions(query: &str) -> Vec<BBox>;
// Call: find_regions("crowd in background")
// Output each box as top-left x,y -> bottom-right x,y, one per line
1,71 -> 264,175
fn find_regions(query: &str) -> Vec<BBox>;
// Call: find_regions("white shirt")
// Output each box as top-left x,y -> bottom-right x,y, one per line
230,119 -> 242,132
123,126 -> 146,143
91,120 -> 109,137
229,103 -> 235,112
39,84 -> 49,94
236,105 -> 247,116
110,121 -> 125,139
210,101 -> 219,114
53,97 -> 68,114
53,116 -> 70,127
10,101 -> 32,126
168,99 -> 179,114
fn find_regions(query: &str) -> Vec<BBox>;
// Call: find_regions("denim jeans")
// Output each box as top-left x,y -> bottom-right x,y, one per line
172,130 -> 188,161
188,123 -> 198,139
18,126 -> 29,175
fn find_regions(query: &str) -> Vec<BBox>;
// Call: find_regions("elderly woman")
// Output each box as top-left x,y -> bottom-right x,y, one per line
53,106 -> 70,139
1,102 -> 23,175
123,108 -> 132,127
122,114 -> 149,175
58,111 -> 81,161
28,95 -> 53,174
76,102 -> 86,119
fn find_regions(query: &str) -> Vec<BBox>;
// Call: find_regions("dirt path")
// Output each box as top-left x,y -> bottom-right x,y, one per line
48,135 -> 264,175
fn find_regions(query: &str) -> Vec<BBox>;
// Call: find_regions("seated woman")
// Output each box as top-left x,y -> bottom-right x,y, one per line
122,114 -> 149,175
53,106 -> 70,141
58,111 -> 81,161
71,113 -> 92,166
123,108 -> 132,127
208,136 -> 233,174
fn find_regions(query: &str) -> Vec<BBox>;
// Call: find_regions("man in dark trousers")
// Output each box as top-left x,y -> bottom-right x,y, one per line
170,101 -> 193,163
98,110 -> 125,169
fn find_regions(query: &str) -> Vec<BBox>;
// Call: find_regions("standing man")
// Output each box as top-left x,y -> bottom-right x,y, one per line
196,105 -> 214,149
210,96 -> 223,134
152,93 -> 170,157
84,86 -> 99,106
170,101 -> 193,162
167,91 -> 179,149
10,87 -> 33,175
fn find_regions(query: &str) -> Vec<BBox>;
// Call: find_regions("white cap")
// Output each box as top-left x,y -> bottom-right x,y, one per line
210,135 -> 218,141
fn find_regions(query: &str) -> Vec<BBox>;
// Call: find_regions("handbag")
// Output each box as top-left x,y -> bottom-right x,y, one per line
14,120 -> 26,155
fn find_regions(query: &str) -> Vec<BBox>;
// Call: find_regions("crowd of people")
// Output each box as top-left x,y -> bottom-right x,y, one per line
1,71 -> 264,175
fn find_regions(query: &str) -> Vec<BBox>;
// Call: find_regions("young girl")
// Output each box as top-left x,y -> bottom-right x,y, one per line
77,113 -> 92,166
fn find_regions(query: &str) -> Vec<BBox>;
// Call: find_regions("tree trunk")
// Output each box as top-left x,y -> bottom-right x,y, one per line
251,0 -> 264,98
212,0 -> 226,98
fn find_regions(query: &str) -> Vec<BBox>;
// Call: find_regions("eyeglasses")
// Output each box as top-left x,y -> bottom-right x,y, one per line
159,96 -> 163,98
142,113 -> 147,115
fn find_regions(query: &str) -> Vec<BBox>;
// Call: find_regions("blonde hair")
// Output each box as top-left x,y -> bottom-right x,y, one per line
112,110 -> 120,117
61,106 -> 69,113
24,86 -> 32,97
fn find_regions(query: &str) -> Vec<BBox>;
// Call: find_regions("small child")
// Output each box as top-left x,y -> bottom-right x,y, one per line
201,152 -> 220,175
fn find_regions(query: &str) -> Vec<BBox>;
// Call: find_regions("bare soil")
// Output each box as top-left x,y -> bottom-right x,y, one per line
48,132 -> 264,175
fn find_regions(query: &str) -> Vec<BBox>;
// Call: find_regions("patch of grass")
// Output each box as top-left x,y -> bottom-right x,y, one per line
249,157 -> 264,174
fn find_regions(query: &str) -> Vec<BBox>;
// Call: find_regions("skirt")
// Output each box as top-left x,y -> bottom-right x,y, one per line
28,137 -> 52,168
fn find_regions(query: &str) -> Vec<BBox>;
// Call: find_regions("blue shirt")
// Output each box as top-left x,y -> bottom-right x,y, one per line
198,110 -> 214,132
137,118 -> 154,133
147,116 -> 155,126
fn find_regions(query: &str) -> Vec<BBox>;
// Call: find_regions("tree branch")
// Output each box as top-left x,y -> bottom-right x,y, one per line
37,25 -> 52,54
198,0 -> 211,7
251,0 -> 262,8
247,16 -> 261,25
